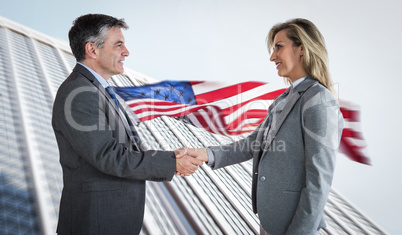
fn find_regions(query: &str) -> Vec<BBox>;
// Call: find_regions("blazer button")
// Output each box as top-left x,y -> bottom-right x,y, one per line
260,176 -> 266,181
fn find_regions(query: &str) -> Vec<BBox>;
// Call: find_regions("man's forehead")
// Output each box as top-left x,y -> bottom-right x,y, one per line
105,27 -> 125,42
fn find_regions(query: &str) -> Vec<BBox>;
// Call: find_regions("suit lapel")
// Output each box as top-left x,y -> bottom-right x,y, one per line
252,114 -> 271,173
75,64 -> 139,147
117,95 -> 140,126
262,77 -> 318,152
104,87 -> 140,149
255,115 -> 270,143
108,93 -> 139,144
116,96 -> 141,149
255,90 -> 288,144
263,92 -> 301,150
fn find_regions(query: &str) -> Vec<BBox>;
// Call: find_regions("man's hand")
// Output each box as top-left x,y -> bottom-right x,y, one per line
174,148 -> 208,177
176,147 -> 208,162
174,148 -> 203,176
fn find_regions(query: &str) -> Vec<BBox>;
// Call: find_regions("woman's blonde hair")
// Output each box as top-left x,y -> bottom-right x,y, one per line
267,18 -> 335,94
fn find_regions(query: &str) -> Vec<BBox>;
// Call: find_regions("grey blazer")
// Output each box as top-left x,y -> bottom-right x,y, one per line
52,64 -> 176,235
209,77 -> 344,235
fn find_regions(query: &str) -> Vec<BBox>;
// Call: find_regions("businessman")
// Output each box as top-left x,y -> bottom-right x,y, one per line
52,14 -> 201,235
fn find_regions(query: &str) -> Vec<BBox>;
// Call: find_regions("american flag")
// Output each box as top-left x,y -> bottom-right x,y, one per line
115,80 -> 370,165
339,101 -> 371,165
115,80 -> 285,135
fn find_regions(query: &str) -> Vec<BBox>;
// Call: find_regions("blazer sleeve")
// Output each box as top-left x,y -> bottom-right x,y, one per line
53,78 -> 176,181
287,87 -> 344,234
208,119 -> 264,169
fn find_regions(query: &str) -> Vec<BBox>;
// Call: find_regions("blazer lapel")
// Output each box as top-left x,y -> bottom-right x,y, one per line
103,87 -> 140,149
262,77 -> 318,152
116,95 -> 141,149
255,89 -> 288,144
263,92 -> 300,150
255,115 -> 270,145
252,88 -> 290,166
117,95 -> 140,126
75,64 -> 139,147
252,114 -> 271,173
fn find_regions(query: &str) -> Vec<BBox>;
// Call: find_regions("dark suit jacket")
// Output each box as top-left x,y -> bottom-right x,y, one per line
209,77 -> 344,235
52,64 -> 176,235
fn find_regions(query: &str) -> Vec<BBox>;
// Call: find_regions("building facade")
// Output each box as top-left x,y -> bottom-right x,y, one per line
0,16 -> 387,235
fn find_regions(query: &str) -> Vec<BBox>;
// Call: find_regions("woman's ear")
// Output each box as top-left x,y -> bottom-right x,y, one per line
300,45 -> 304,56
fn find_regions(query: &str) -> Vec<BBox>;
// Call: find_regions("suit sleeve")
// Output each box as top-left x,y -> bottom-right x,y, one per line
287,88 -> 344,234
208,119 -> 264,169
53,80 -> 176,181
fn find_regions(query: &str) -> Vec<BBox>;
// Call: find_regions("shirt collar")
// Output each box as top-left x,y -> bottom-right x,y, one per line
290,76 -> 307,92
78,62 -> 110,88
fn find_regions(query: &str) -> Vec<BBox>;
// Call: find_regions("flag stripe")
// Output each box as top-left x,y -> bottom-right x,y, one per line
340,107 -> 360,122
226,109 -> 267,131
340,137 -> 371,165
342,128 -> 365,140
193,81 -> 267,103
340,107 -> 370,165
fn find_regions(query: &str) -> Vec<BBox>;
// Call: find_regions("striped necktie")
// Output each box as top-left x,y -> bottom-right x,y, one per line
105,86 -> 119,108
105,86 -> 140,149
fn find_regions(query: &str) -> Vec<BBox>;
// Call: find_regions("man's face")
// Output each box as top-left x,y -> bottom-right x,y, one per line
95,27 -> 129,79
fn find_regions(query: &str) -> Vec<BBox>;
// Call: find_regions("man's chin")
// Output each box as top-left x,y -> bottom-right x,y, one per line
116,68 -> 125,75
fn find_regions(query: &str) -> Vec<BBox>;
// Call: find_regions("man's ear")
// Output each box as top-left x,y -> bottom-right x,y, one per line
85,42 -> 97,60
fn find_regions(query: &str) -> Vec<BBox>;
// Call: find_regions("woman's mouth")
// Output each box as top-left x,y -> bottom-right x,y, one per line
275,62 -> 281,69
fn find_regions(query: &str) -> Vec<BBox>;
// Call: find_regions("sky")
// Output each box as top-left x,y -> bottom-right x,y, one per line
1,0 -> 401,233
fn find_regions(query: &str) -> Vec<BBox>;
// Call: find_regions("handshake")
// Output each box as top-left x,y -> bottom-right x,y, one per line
174,147 -> 209,177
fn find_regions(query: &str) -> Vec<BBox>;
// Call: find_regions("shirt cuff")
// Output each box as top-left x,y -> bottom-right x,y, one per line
206,147 -> 215,167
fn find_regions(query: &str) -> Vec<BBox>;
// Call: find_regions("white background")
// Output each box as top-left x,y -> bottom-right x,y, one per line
1,0 -> 401,233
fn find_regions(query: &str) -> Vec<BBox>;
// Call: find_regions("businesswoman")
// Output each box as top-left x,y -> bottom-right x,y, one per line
179,18 -> 344,234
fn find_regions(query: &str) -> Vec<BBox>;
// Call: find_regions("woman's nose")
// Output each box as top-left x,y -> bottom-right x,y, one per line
270,52 -> 276,61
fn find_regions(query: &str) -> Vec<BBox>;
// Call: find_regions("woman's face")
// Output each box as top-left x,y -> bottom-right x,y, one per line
270,30 -> 306,82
